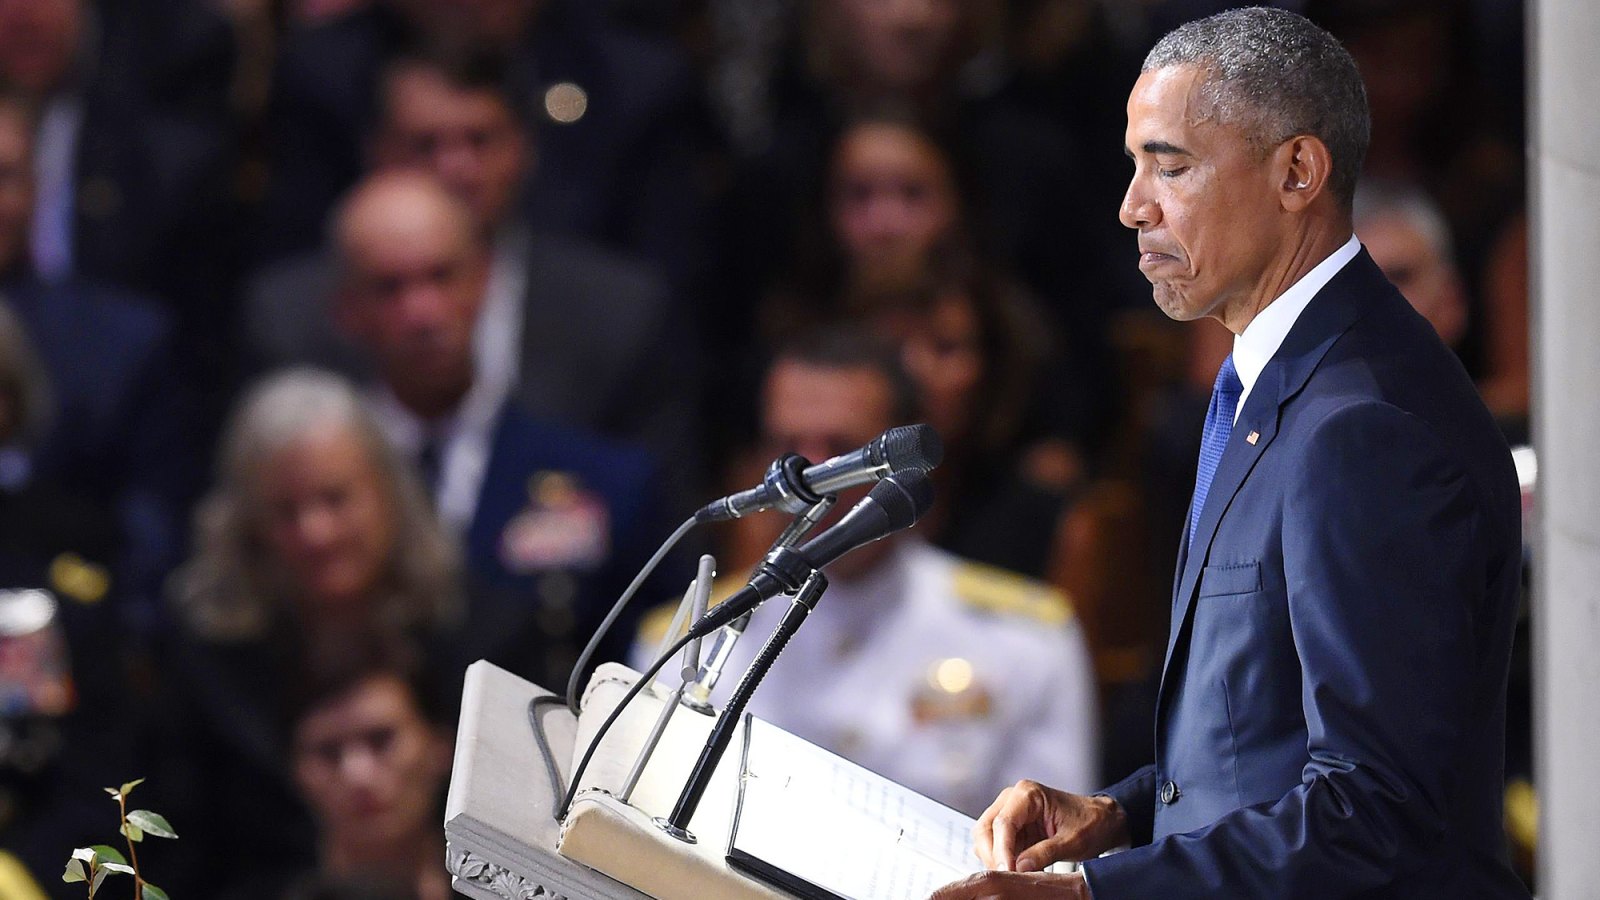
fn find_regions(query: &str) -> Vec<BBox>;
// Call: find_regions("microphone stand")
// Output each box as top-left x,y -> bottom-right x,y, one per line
657,568 -> 829,843
681,496 -> 835,714
621,497 -> 837,813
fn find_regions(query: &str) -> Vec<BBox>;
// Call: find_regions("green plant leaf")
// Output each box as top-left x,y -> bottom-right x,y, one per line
89,845 -> 127,865
142,883 -> 172,900
62,857 -> 88,884
104,787 -> 120,798
119,778 -> 145,797
99,863 -> 134,876
127,809 -> 178,839
89,864 -> 109,897
120,821 -> 144,842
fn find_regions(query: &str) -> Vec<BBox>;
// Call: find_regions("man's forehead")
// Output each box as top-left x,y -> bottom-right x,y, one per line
764,363 -> 894,435
1126,65 -> 1224,140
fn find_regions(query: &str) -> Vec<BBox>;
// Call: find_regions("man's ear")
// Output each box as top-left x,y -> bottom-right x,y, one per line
1276,135 -> 1334,213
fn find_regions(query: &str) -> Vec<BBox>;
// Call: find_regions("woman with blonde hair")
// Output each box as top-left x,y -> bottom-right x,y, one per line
174,367 -> 459,658
156,367 -> 465,895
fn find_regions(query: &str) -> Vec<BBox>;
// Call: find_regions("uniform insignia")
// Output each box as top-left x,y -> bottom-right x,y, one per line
911,657 -> 994,724
498,472 -> 610,574
952,562 -> 1072,626
0,588 -> 75,717
48,553 -> 110,604
0,850 -> 50,900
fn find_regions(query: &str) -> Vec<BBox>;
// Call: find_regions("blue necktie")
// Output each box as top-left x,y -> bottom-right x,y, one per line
1189,354 -> 1243,546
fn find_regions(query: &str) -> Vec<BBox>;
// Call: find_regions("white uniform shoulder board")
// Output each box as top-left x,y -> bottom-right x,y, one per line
634,574 -> 750,647
951,561 -> 1075,627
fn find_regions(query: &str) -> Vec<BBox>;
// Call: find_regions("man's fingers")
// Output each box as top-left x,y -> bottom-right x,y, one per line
929,870 -> 1085,900
1014,833 -> 1077,873
973,789 -> 1009,869
930,870 -> 1013,900
989,782 -> 1044,871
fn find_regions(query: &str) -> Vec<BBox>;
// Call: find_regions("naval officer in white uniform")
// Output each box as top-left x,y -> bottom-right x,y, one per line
637,331 -> 1097,815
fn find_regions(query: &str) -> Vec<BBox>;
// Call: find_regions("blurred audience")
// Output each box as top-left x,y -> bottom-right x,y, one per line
0,300 -> 137,896
1355,181 -> 1469,350
221,640 -> 455,899
0,89 -> 200,638
1355,180 -> 1528,439
714,0 -> 1129,382
852,264 -> 1086,579
756,113 -> 1108,469
254,0 -> 714,293
332,171 -> 681,686
157,368 -> 460,893
245,43 -> 699,488
1309,0 -> 1525,385
638,329 -> 1099,815
0,0 -> 239,346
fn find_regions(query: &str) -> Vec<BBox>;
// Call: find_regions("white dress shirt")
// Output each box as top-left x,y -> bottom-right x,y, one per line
1230,235 -> 1361,422
474,226 -> 530,398
368,368 -> 509,534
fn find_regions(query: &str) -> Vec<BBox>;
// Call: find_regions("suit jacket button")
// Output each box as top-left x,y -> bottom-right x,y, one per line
1159,780 -> 1180,805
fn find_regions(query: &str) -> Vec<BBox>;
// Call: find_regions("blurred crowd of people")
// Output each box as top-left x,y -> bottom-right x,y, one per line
0,0 -> 1530,896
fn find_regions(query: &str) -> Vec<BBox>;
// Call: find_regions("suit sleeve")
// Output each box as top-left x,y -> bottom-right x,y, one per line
1082,401 -> 1489,897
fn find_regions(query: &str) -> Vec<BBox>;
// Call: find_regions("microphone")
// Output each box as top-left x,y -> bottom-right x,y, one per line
684,469 -> 934,639
694,424 -> 942,523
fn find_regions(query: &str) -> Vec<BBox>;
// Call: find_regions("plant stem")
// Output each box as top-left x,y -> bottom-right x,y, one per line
117,792 -> 145,897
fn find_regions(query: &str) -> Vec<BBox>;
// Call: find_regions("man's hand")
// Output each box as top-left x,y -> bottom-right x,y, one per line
929,870 -> 1090,899
974,781 -> 1128,873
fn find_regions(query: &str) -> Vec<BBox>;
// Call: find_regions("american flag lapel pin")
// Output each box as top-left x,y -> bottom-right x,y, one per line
1246,430 -> 1260,445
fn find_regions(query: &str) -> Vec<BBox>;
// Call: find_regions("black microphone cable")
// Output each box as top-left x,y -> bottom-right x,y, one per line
564,515 -> 699,716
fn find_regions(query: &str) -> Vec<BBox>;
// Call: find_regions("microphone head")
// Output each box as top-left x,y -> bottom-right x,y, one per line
867,468 -> 935,532
879,424 -> 944,473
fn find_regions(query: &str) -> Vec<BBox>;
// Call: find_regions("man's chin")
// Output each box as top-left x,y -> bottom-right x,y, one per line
1151,285 -> 1200,322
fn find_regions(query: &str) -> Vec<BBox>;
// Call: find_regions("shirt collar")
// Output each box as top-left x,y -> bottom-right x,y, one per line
367,364 -> 508,454
1232,234 -> 1361,414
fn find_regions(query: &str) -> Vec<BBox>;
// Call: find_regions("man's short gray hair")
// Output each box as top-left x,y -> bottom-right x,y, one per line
1144,6 -> 1370,206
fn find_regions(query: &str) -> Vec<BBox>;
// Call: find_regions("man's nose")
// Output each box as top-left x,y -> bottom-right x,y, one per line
337,744 -> 381,786
295,505 -> 339,548
432,139 -> 479,185
1120,180 -> 1157,230
397,284 -> 448,329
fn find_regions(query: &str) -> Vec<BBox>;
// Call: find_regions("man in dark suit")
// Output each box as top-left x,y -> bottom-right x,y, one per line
254,0 -> 710,292
935,9 -> 1527,898
0,0 -> 238,341
0,89 -> 198,639
244,42 -> 700,494
332,170 -> 678,687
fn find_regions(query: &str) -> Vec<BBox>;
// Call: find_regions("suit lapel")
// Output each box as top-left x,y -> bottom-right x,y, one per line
1155,250 -> 1386,712
1161,392 -> 1280,672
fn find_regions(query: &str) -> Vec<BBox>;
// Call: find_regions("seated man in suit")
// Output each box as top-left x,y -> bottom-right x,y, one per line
332,170 -> 680,687
936,9 -> 1527,899
0,88 -> 198,640
253,0 -> 709,291
244,41 -> 700,496
636,330 -> 1099,816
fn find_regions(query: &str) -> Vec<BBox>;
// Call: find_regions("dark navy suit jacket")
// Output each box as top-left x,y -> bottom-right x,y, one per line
1082,250 -> 1528,897
2,275 -> 198,632
456,399 -> 682,691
